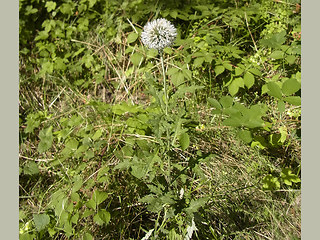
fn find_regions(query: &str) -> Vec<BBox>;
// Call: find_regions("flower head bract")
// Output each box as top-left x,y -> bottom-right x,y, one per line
141,18 -> 177,52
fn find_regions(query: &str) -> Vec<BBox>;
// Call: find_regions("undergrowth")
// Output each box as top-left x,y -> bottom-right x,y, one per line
19,0 -> 301,239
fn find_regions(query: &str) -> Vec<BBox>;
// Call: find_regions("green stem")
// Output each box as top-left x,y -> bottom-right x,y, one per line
160,53 -> 168,115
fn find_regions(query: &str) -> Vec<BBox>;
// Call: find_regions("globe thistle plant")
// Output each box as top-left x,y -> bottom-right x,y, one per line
141,18 -> 177,115
141,18 -> 177,52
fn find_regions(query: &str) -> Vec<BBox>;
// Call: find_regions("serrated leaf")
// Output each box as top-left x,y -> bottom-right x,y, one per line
179,132 -> 190,151
185,197 -> 208,214
282,78 -> 301,96
127,32 -> 138,44
214,65 -> 225,76
244,72 -> 255,89
33,214 -> 50,232
38,126 -> 53,153
267,82 -> 282,99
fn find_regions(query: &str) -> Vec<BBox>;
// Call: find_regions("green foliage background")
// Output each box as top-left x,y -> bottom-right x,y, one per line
19,0 -> 301,239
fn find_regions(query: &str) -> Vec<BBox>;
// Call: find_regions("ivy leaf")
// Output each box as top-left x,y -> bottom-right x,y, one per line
262,175 -> 280,190
33,214 -> 50,232
281,168 -> 300,186
179,132 -> 190,151
45,1 -> 57,12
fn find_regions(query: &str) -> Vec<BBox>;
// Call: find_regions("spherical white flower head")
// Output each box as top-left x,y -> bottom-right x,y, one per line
141,18 -> 177,52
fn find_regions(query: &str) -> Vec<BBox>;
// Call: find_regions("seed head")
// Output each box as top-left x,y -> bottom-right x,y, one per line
141,18 -> 177,52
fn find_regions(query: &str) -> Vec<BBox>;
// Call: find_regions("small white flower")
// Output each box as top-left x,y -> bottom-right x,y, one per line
141,18 -> 177,51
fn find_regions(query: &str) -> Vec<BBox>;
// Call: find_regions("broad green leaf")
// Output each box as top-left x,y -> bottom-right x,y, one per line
194,57 -> 205,68
223,117 -> 242,127
282,78 -> 301,96
45,1 -> 56,12
207,98 -> 222,110
248,68 -> 262,76
127,32 -> 138,44
130,53 -> 144,66
214,65 -> 225,76
167,67 -> 179,76
88,0 -> 97,8
93,209 -> 111,225
281,168 -> 300,186
267,82 -> 282,99
38,126 -> 54,153
219,96 -> 233,108
270,50 -> 284,59
92,129 -> 103,141
237,130 -> 252,143
262,175 -> 280,190
235,67 -> 244,76
244,72 -> 255,89
33,214 -> 50,232
228,81 -> 240,96
283,96 -> 301,106
72,177 -> 83,193
60,3 -> 73,15
171,71 -> 185,87
93,190 -> 109,206
278,100 -> 285,113
179,133 -> 190,151
279,126 -> 287,143
286,55 -> 296,64
23,161 -> 39,175
83,233 -> 94,240
223,62 -> 233,71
